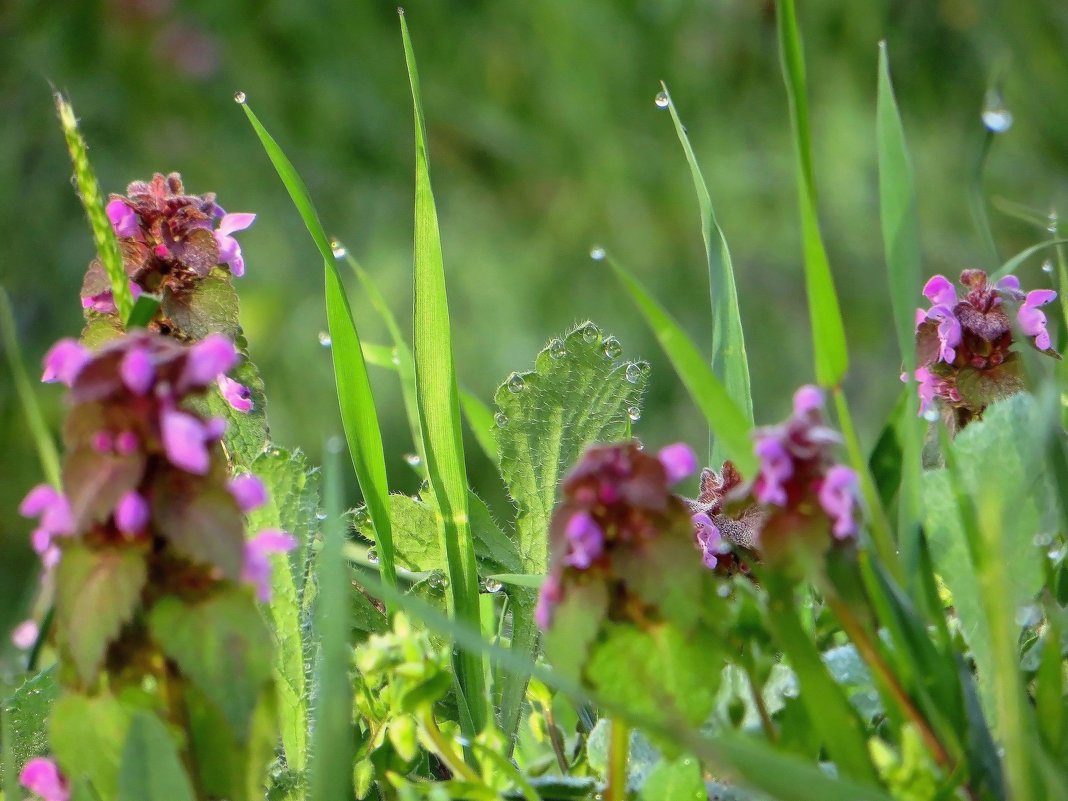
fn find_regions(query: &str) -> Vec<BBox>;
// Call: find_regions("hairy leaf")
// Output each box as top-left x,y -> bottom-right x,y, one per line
150,469 -> 245,579
160,272 -> 241,340
203,356 -> 270,471
79,314 -> 125,350
639,756 -> 706,801
50,692 -> 133,801
117,712 -> 196,801
0,668 -> 59,785
61,447 -> 146,532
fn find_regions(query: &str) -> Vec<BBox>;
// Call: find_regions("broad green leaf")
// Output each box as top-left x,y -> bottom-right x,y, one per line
658,83 -> 753,448
241,101 -> 398,602
79,313 -> 124,350
160,272 -> 240,340
150,470 -> 245,580
0,287 -> 60,486
309,446 -> 354,801
543,582 -> 608,686
607,261 -> 756,475
124,293 -> 160,330
774,0 -> 848,386
50,692 -> 133,801
54,94 -> 133,321
0,669 -> 58,786
401,13 -> 488,737
117,712 -> 196,801
56,545 -> 147,685
203,355 -> 270,471
148,589 -> 274,741
494,322 -> 647,737
639,756 -> 706,801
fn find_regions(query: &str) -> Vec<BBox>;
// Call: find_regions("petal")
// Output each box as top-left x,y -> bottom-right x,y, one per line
217,375 -> 253,412
657,442 -> 697,484
216,212 -> 256,237
120,347 -> 155,395
228,474 -> 268,513
214,233 -> 240,263
182,334 -> 239,387
1025,288 -> 1057,308
41,339 -> 90,385
230,253 -> 245,277
996,274 -> 1021,293
20,484 -> 61,518
792,384 -> 824,416
115,431 -> 139,455
20,757 -> 69,801
922,275 -> 957,307
114,491 -> 149,535
161,410 -> 210,474
11,619 -> 39,650
106,199 -> 140,238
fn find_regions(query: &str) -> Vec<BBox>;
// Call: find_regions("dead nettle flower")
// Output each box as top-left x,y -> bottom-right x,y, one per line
81,172 -> 254,312
535,440 -> 697,629
903,270 -> 1059,418
20,758 -> 69,801
684,460 -> 764,576
20,331 -> 292,598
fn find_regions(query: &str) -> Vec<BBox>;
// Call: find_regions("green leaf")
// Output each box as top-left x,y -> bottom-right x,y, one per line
0,669 -> 59,786
54,94 -> 133,321
401,12 -> 488,738
148,589 -> 274,741
56,546 -> 147,685
50,692 -> 133,801
774,0 -> 849,386
543,581 -> 608,685
124,293 -> 161,330
658,83 -> 754,445
117,712 -> 196,801
248,447 -> 320,592
460,387 -> 499,464
79,313 -> 124,350
241,101 -> 398,604
639,756 -> 706,801
586,721 -> 661,793
203,356 -> 270,471
61,447 -> 146,533
606,261 -> 756,476
494,322 -> 647,737
160,272 -> 241,340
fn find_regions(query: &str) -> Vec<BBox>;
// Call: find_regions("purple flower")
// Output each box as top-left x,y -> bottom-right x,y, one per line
114,491 -> 149,535
41,339 -> 89,385
214,212 -> 256,277
657,442 -> 697,484
753,435 -> 792,506
217,375 -> 253,412
922,275 -> 957,307
20,485 -> 74,537
11,619 -> 39,650
81,280 -> 143,315
106,199 -> 140,238
818,465 -> 858,539
161,409 -> 215,474
563,511 -> 604,569
996,274 -> 1022,296
120,346 -> 155,395
243,529 -> 297,602
792,384 -> 824,417
535,573 -> 563,629
692,512 -> 723,569
41,546 -> 61,570
20,758 -> 69,801
91,431 -> 114,453
1018,289 -> 1058,351
228,474 -> 268,512
115,431 -> 139,454
923,305 -> 962,363
181,334 -> 239,388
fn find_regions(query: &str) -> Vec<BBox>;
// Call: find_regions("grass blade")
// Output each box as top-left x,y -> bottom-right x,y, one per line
54,94 -> 134,322
400,11 -> 489,737
0,287 -> 61,487
989,238 -> 1068,281
459,387 -> 498,464
774,0 -> 849,387
657,83 -> 753,455
607,255 -> 756,476
240,102 -> 399,603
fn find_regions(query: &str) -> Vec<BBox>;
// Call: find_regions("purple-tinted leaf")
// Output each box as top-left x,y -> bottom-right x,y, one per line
150,470 -> 245,579
61,447 -> 146,532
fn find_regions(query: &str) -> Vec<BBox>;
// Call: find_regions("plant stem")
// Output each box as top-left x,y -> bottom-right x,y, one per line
418,709 -> 482,785
544,702 -> 570,774
606,717 -> 629,801
743,665 -> 778,744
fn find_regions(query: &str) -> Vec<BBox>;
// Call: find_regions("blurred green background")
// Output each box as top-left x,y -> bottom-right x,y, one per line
3,0 -> 1067,648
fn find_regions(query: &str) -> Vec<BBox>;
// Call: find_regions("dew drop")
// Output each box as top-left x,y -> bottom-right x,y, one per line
366,548 -> 380,565
1049,545 -> 1067,563
602,337 -> 622,359
627,405 -> 641,422
326,436 -> 344,454
390,348 -> 400,365
625,362 -> 641,383
548,338 -> 566,359
494,412 -> 508,427
654,90 -> 670,109
981,90 -> 1013,133
428,571 -> 449,590
781,683 -> 798,699
331,240 -> 348,259
1033,531 -> 1053,548
507,372 -> 526,393
716,583 -> 732,598
317,331 -> 332,347
233,90 -> 247,104
483,577 -> 503,594
403,453 -> 422,468
922,407 -> 939,423
578,322 -> 600,343
315,511 -> 328,521
1043,260 -> 1054,274
1015,603 -> 1041,627
589,245 -> 606,261
1048,210 -> 1059,234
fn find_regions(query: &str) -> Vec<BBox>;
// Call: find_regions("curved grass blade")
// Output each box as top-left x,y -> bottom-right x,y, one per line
54,94 -> 135,323
400,10 -> 489,737
774,0 -> 848,387
0,287 -> 61,487
240,102 -> 399,603
607,255 -> 756,476
657,83 -> 753,449
989,238 -> 1068,281
459,388 -> 498,464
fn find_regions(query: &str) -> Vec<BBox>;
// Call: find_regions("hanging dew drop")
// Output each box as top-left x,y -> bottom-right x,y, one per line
428,571 -> 449,590
654,90 -> 670,108
1043,260 -> 1054,274
403,453 -> 422,468
331,240 -> 347,259
922,407 -> 939,422
602,337 -> 622,358
627,405 -> 641,422
548,338 -> 566,359
366,548 -> 380,565
716,583 -> 732,598
317,331 -> 332,347
494,412 -> 508,427
981,89 -> 1013,133
589,245 -> 606,261
483,577 -> 503,594
1047,210 -> 1058,234
233,90 -> 247,104
625,362 -> 641,383
506,372 -> 526,393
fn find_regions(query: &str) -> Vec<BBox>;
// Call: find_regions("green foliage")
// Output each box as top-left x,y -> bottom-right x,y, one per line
160,272 -> 241,340
50,692 -> 132,801
0,669 -> 58,785
639,756 -> 706,801
116,712 -> 196,801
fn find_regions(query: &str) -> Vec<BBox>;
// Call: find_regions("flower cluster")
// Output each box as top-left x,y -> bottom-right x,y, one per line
684,460 -> 764,576
536,441 -> 696,629
18,331 -> 292,598
905,270 -> 1058,418
81,172 -> 254,313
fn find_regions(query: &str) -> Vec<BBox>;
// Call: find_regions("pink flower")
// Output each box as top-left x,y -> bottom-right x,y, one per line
161,409 -> 216,475
792,384 -> 824,417
214,212 -> 255,277
243,529 -> 297,602
753,436 -> 792,506
922,275 -> 957,307
20,485 -> 74,550
106,199 -> 140,238
657,442 -> 697,484
228,474 -> 268,513
181,334 -> 239,388
818,465 -> 859,539
1018,289 -> 1058,351
923,305 -> 962,363
81,280 -> 142,315
217,375 -> 253,412
535,573 -> 563,630
41,339 -> 89,386
692,512 -> 723,569
120,346 -> 155,395
20,758 -> 69,801
115,431 -> 139,454
114,491 -> 149,535
562,511 -> 604,569
11,619 -> 39,650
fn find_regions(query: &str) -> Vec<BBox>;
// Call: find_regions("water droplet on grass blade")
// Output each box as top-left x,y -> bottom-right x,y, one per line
1048,210 -> 1059,234
981,89 -> 1013,133
602,337 -> 622,358
1043,260 -> 1054,273
428,571 -> 449,590
331,240 -> 347,259
589,245 -> 606,261
1033,532 -> 1053,547
403,453 -> 422,468
625,362 -> 641,383
654,91 -> 670,108
507,372 -> 526,393
233,90 -> 247,104
483,577 -> 503,594
627,406 -> 641,422
317,331 -> 332,347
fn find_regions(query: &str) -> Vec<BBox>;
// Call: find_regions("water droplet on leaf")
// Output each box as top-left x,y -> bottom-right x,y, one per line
1048,210 -> 1059,234
233,90 -> 247,104
578,322 -> 600,343
507,372 -> 526,393
922,407 -> 939,422
981,90 -> 1012,133
602,337 -> 622,359
428,571 -> 449,590
625,362 -> 641,383
317,331 -> 332,347
366,548 -> 380,565
1048,544 -> 1067,562
548,338 -> 566,359
483,578 -> 503,593
1033,532 -> 1053,547
589,245 -> 606,261
716,583 -> 731,598
627,406 -> 641,422
654,91 -> 670,108
494,412 -> 508,427
1043,260 -> 1054,273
